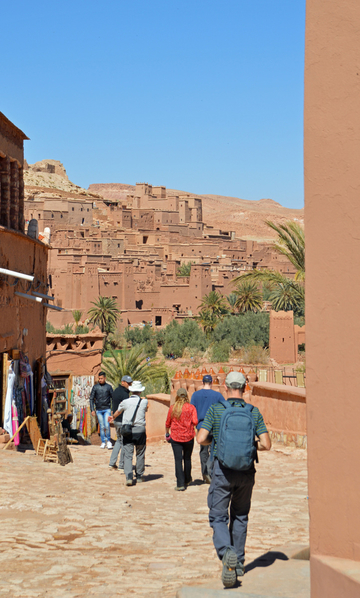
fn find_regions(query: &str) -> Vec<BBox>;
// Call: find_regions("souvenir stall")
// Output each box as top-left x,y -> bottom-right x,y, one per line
70,375 -> 97,440
2,350 -> 51,446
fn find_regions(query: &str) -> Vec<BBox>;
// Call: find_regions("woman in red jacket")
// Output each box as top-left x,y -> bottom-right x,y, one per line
165,388 -> 198,491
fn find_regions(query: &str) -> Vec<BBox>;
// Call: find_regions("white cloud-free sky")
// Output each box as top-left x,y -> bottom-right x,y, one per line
2,0 -> 305,208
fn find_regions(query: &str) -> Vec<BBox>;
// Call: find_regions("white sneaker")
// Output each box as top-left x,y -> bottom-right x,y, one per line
107,441 -> 112,450
100,442 -> 106,449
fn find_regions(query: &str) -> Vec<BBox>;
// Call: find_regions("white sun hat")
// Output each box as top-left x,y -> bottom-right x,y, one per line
129,380 -> 145,393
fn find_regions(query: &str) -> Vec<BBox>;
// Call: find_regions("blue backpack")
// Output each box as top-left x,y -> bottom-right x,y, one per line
216,399 -> 257,471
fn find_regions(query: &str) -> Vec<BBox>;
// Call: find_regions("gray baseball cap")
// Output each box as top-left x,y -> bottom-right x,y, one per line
225,371 -> 246,387
121,375 -> 133,383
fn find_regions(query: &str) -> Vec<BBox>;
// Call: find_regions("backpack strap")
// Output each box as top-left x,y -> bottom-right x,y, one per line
244,403 -> 254,414
219,398 -> 230,409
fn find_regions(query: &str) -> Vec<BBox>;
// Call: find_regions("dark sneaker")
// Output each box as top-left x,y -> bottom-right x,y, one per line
174,486 -> 186,491
185,477 -> 193,487
108,464 -> 117,470
203,474 -> 212,484
136,477 -> 144,483
125,479 -> 133,486
221,548 -> 238,588
236,561 -> 245,577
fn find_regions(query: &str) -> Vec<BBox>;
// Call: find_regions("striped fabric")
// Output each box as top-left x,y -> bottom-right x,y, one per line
201,399 -> 268,457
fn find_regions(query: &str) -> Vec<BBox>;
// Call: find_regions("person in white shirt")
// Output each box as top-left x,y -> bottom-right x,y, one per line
110,380 -> 148,486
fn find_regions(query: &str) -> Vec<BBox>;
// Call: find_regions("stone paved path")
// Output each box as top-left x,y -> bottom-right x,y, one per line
0,441 -> 308,598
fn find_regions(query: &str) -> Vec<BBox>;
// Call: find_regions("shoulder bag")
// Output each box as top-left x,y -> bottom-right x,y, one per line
121,398 -> 142,438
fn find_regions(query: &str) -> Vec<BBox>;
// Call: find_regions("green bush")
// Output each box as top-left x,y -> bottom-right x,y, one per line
124,324 -> 158,358
162,319 -> 209,358
213,312 -> 269,349
210,340 -> 231,362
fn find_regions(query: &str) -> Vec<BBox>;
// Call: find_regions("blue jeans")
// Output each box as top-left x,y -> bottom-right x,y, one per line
208,459 -> 255,564
96,409 -> 111,443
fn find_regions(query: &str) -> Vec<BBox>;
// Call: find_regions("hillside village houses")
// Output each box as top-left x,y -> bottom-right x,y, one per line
24,175 -> 296,331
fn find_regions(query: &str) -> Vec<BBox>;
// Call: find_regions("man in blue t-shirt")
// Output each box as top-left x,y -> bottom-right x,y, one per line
191,374 -> 223,483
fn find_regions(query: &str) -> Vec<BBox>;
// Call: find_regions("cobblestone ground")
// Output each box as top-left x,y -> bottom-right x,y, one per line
0,441 -> 308,598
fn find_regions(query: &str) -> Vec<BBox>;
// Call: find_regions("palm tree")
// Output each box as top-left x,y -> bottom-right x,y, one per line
198,291 -> 229,318
198,291 -> 229,334
177,261 -> 194,277
266,220 -> 305,281
87,296 -> 120,351
233,220 -> 305,314
234,281 -> 263,313
226,293 -> 238,314
102,345 -> 169,393
269,278 -> 304,313
72,310 -> 82,327
197,308 -> 219,335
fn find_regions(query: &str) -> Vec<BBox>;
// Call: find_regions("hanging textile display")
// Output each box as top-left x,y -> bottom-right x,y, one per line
71,376 -> 95,438
4,362 -> 16,436
12,404 -> 20,446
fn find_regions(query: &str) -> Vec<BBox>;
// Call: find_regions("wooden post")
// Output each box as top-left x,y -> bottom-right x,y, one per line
3,416 -> 30,450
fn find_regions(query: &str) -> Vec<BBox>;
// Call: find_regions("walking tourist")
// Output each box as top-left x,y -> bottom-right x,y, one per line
90,371 -> 113,449
110,380 -> 148,486
165,388 -> 198,491
108,375 -> 132,471
190,374 -> 223,483
196,371 -> 271,588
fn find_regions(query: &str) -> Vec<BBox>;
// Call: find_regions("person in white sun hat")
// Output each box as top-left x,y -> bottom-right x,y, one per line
110,380 -> 148,486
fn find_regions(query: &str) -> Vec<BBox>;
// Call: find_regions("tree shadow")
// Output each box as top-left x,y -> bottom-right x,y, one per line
245,551 -> 289,574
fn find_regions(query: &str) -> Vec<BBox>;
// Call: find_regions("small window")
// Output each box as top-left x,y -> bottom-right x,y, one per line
72,207 -> 74,211
38,214 -> 41,219
82,218 -> 85,224
87,208 -> 89,212
52,214 -> 54,218
60,214 -> 63,218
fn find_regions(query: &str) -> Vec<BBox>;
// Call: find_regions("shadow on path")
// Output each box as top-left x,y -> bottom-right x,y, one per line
245,551 -> 289,574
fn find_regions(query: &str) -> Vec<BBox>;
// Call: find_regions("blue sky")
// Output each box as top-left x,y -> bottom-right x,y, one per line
2,1 -> 305,208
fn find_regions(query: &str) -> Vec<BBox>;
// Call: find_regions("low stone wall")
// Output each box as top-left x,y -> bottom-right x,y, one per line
250,382 -> 307,448
145,393 -> 171,444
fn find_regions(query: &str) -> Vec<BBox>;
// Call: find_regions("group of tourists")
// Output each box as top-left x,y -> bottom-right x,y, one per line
89,369 -> 271,588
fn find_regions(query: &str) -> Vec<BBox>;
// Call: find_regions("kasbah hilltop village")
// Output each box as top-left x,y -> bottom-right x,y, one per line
1,5 -> 360,594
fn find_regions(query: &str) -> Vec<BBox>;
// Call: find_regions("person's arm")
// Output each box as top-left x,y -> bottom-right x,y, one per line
197,427 -> 212,445
165,407 -> 172,433
257,432 -> 271,451
254,410 -> 271,451
109,400 -> 124,423
197,404 -> 214,445
90,386 -> 96,415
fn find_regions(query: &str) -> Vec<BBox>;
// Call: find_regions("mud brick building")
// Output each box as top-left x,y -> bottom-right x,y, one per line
0,112 -> 49,426
40,179 -> 297,330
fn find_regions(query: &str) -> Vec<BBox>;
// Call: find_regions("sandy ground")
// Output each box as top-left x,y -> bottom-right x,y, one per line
0,440 -> 308,598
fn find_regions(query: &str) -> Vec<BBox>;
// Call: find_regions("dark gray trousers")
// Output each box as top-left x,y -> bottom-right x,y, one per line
122,425 -> 146,481
109,422 -> 124,468
200,444 -> 212,477
208,459 -> 255,564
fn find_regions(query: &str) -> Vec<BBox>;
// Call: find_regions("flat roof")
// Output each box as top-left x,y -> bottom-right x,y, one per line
0,112 -> 29,141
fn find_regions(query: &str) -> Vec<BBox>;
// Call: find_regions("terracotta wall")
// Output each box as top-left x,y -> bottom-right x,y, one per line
250,382 -> 306,447
0,227 -> 48,366
305,0 -> 360,594
145,393 -> 171,443
46,332 -> 104,377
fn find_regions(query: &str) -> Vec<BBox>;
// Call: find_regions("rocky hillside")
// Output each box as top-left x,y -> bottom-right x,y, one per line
89,183 -> 304,241
24,160 -> 95,196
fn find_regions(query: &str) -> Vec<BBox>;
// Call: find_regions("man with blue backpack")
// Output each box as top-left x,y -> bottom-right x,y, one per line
197,371 -> 271,588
